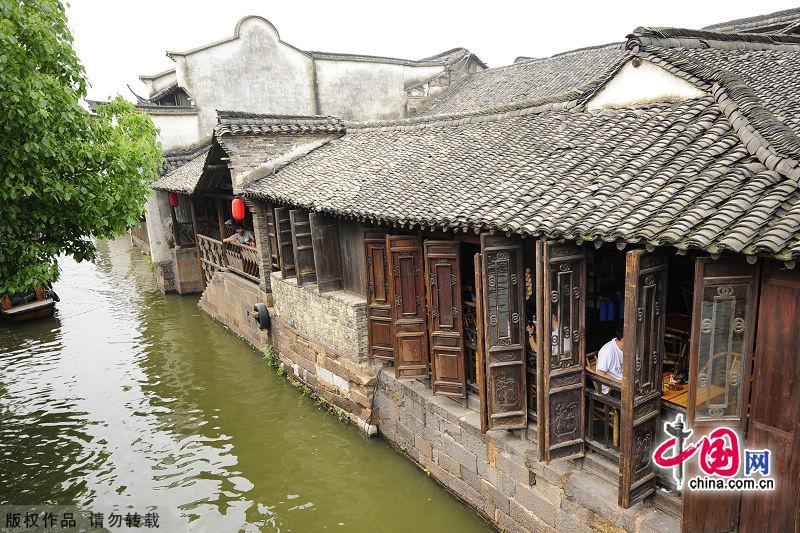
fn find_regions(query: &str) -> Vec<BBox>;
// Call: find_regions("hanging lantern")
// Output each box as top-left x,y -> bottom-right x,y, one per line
232,197 -> 246,221
168,192 -> 179,208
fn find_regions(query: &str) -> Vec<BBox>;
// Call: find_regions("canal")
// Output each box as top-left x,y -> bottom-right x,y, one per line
0,238 -> 492,532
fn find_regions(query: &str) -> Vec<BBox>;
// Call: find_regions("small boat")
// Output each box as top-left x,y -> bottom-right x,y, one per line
0,285 -> 59,322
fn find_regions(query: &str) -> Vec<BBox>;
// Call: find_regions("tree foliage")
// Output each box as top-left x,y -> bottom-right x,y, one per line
0,0 -> 162,297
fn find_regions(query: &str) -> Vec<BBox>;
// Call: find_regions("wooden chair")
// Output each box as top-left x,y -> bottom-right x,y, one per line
586,351 -> 619,449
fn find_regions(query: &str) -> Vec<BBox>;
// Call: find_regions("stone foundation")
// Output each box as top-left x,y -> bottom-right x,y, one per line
198,270 -> 272,350
171,247 -> 204,295
373,371 -> 679,533
154,261 -> 175,294
269,272 -> 384,431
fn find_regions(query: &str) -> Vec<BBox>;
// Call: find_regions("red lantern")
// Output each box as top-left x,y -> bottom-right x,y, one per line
232,198 -> 246,221
168,192 -> 179,208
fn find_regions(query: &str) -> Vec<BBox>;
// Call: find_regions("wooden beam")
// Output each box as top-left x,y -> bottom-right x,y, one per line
170,205 -> 180,248
216,196 -> 226,240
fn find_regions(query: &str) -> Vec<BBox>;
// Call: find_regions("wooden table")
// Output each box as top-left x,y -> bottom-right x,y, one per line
662,373 -> 726,409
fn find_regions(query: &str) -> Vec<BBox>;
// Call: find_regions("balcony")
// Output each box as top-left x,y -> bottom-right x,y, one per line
197,234 -> 260,285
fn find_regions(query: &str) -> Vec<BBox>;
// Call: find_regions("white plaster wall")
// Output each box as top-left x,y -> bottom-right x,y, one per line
586,60 -> 705,111
175,17 -> 316,137
144,191 -> 173,264
151,113 -> 201,151
141,69 -> 177,96
315,60 -> 443,120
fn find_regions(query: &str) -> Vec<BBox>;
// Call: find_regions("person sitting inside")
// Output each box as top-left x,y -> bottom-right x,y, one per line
596,322 -> 624,394
224,224 -> 255,247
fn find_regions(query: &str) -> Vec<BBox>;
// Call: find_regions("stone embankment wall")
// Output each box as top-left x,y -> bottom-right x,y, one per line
199,271 -> 680,533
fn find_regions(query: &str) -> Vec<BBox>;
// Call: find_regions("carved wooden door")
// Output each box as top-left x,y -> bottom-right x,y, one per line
387,235 -> 429,379
289,210 -> 316,286
619,250 -> 667,508
365,231 -> 393,361
480,234 -> 527,430
424,241 -> 466,397
682,257 -> 759,533
274,207 -> 295,279
739,261 -> 800,533
265,204 -> 280,272
536,240 -> 585,461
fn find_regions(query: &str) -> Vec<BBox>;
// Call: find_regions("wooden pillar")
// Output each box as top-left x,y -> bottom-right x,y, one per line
216,196 -> 226,241
189,198 -> 206,289
170,205 -> 180,248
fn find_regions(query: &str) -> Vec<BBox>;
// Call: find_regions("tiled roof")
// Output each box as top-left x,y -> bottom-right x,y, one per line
151,148 -> 210,194
215,111 -> 346,136
420,43 -> 626,116
159,140 -> 212,176
242,98 -> 800,259
310,46 -> 482,67
704,7 -> 800,34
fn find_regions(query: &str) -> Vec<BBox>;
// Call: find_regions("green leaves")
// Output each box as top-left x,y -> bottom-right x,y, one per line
0,0 -> 162,298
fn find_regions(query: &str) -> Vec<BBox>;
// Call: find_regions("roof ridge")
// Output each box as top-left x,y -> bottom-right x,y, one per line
216,110 -> 341,121
703,7 -> 800,31
636,45 -> 800,182
629,26 -> 800,51
309,48 -> 469,67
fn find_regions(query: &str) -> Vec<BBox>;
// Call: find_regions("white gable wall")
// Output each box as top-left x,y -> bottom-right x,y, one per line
586,60 -> 705,111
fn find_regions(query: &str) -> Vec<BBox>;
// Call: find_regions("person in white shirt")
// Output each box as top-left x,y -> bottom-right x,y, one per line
596,322 -> 624,394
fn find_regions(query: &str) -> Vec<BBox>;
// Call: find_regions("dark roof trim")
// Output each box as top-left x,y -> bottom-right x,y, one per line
629,26 -> 800,51
215,111 -> 346,136
704,7 -> 800,32
635,45 -> 800,182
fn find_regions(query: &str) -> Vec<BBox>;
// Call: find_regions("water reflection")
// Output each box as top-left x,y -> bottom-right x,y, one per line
0,238 -> 492,532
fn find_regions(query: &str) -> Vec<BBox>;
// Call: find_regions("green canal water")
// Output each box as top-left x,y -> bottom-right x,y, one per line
0,238 -> 492,532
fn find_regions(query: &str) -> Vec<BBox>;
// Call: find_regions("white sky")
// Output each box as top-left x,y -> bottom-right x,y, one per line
66,0 -> 799,101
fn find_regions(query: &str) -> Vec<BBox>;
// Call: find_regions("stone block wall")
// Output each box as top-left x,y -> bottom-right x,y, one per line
269,272 -> 384,430
154,261 -> 175,293
172,247 -> 204,295
373,370 -> 679,533
198,271 -> 272,350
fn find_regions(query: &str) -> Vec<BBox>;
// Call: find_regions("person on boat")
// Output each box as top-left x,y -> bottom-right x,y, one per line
224,224 -> 255,247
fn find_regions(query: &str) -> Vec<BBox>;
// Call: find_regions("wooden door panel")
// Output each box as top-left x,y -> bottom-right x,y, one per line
619,250 -> 667,508
290,210 -> 316,285
274,207 -> 296,279
739,262 -> 800,533
537,240 -> 585,461
265,204 -> 280,272
309,213 -> 343,292
388,235 -> 428,379
475,253 -> 489,433
425,241 -> 466,397
481,234 -> 527,430
682,257 -> 759,533
365,231 -> 393,360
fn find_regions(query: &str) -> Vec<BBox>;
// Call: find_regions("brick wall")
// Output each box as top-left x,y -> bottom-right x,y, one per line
172,247 -> 204,295
373,371 -> 679,533
198,271 -> 272,350
154,261 -> 175,293
269,272 -> 384,430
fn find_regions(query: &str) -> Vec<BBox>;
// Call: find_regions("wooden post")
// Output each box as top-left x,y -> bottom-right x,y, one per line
216,196 -> 226,241
170,205 -> 180,248
189,199 -> 206,289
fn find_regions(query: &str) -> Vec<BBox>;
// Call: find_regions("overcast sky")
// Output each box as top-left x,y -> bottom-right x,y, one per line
66,0 -> 798,101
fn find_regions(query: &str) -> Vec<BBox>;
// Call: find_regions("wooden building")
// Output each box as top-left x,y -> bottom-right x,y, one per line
188,26 -> 800,532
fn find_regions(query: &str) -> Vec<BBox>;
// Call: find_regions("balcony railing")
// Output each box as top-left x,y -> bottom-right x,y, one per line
197,234 -> 260,285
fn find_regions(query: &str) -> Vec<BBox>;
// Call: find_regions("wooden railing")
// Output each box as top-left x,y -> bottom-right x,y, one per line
196,234 -> 260,285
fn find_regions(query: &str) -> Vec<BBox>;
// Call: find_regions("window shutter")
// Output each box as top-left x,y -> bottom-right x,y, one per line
537,240 -> 586,461
365,231 -> 393,360
274,207 -> 295,279
682,257 -> 759,531
266,205 -> 281,272
619,250 -> 667,508
289,209 -> 316,286
309,213 -> 343,293
480,233 -> 527,430
387,235 -> 429,379
424,241 -> 466,397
